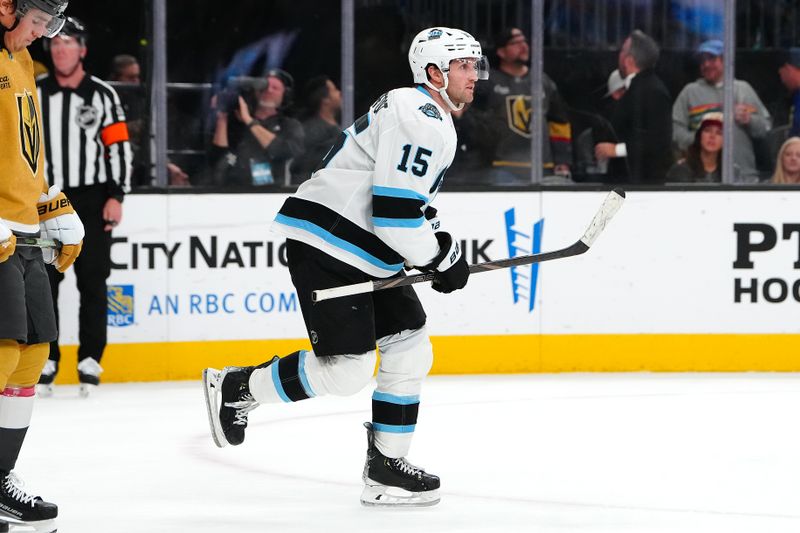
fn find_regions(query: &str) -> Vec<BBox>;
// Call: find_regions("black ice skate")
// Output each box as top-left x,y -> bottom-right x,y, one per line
202,357 -> 277,448
36,360 -> 58,398
360,422 -> 441,507
0,471 -> 57,533
77,358 -> 103,398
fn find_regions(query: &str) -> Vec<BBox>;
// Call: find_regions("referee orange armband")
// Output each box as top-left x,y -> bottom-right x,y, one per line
101,122 -> 130,146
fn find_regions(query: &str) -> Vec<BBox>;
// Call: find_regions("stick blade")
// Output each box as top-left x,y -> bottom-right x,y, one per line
580,189 -> 625,247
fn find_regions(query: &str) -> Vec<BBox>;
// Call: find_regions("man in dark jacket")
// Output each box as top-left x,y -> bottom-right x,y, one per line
594,30 -> 672,184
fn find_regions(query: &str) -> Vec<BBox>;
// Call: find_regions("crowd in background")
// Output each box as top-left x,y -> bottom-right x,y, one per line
51,7 -> 800,189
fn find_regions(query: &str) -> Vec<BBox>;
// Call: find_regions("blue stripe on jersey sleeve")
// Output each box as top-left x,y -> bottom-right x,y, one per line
372,186 -> 429,203
274,214 -> 404,272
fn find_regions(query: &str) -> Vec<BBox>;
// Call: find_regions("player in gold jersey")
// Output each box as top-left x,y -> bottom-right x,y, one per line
0,0 -> 83,530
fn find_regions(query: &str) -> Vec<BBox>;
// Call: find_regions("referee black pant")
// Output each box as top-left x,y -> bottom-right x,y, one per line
47,184 -> 112,365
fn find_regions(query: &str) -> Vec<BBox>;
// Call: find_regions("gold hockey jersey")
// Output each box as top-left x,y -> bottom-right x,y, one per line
1,44 -> 48,234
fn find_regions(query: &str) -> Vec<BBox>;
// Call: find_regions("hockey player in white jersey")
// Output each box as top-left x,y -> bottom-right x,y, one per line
203,27 -> 488,507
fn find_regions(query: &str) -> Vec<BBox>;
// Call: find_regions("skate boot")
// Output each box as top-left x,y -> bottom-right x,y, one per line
36,360 -> 58,398
77,358 -> 103,398
0,471 -> 57,532
360,422 -> 440,507
203,357 -> 277,448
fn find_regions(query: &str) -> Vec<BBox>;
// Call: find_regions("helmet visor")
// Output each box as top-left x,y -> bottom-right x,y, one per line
449,56 -> 490,81
43,14 -> 66,38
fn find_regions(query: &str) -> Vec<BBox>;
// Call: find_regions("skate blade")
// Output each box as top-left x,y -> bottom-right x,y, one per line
0,518 -> 57,532
202,368 -> 227,448
78,383 -> 95,398
35,385 -> 53,398
360,482 -> 440,507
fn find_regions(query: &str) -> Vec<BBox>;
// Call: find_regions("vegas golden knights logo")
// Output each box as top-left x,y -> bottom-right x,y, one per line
16,89 -> 41,176
505,95 -> 532,138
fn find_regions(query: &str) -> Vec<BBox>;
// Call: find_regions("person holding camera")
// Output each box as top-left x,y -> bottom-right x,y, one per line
209,69 -> 305,186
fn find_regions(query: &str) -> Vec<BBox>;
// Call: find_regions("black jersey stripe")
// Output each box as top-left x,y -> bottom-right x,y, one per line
278,197 -> 404,267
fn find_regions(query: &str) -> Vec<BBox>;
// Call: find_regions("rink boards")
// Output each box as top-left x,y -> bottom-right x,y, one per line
53,190 -> 800,383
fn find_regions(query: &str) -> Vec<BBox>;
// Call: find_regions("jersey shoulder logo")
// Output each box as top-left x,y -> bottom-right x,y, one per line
0,75 -> 10,90
76,105 -> 100,129
371,92 -> 389,114
16,88 -> 41,176
418,103 -> 442,121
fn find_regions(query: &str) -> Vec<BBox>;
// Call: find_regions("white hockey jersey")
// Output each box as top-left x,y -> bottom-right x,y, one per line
272,86 -> 457,278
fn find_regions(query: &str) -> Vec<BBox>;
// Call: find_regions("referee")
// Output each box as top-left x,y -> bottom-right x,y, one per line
36,16 -> 132,395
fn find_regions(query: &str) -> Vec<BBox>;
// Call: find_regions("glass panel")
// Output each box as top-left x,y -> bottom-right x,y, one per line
165,0 -> 342,190
354,1 -> 535,188
543,0 -> 738,186
29,2 -> 149,190
740,1 -> 800,184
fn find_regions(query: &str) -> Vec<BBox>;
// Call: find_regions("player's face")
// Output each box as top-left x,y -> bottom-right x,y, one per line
446,58 -> 479,105
8,8 -> 51,49
49,35 -> 84,77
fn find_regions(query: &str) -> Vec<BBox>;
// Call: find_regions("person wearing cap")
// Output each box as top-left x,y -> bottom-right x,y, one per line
672,39 -> 771,182
776,48 -> 800,137
35,16 -> 132,396
594,30 -> 673,184
468,27 -> 573,184
210,68 -> 304,186
666,112 -> 726,183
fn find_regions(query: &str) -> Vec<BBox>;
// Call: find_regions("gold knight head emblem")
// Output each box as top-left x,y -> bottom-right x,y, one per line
505,95 -> 532,138
16,89 -> 41,176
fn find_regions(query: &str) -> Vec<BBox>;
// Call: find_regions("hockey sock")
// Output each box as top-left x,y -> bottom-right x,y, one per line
249,350 -> 317,404
373,328 -> 433,458
0,386 -> 34,472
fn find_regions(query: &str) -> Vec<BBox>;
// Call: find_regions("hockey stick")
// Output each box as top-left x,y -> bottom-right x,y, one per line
14,237 -> 62,250
312,188 -> 626,303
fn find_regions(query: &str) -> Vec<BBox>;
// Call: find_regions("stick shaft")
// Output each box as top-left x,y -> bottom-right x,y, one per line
312,189 -> 625,303
15,238 -> 61,249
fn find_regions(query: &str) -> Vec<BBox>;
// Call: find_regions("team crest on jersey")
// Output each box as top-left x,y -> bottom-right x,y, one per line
76,105 -> 100,129
505,95 -> 532,138
427,29 -> 443,40
16,89 -> 40,176
418,103 -> 442,121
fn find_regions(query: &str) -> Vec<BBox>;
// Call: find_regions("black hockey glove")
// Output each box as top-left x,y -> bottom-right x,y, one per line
425,231 -> 469,294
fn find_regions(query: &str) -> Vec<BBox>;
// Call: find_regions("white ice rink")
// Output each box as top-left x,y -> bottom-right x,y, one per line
14,373 -> 800,533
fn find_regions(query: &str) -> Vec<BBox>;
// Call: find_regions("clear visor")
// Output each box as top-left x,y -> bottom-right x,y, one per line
448,56 -> 490,80
43,15 -> 66,38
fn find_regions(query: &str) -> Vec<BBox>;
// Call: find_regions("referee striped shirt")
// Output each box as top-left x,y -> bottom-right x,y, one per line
37,73 -> 132,196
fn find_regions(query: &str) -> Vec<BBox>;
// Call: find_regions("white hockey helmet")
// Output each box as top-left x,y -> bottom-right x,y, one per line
408,27 -> 488,110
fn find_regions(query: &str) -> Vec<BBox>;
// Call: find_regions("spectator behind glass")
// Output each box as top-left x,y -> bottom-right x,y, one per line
672,39 -> 771,182
291,75 -> 342,183
108,54 -> 152,187
666,112 -> 724,183
771,136 -> 800,184
209,69 -> 304,187
594,30 -> 673,184
776,48 -> 800,137
469,27 -> 573,185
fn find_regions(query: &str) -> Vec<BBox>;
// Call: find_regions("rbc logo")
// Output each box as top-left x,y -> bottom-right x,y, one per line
108,285 -> 135,327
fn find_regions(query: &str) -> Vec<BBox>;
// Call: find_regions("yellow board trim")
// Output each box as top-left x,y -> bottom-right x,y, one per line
51,334 -> 800,384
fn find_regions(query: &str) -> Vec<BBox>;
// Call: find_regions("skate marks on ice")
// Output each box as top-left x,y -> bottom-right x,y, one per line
19,375 -> 800,533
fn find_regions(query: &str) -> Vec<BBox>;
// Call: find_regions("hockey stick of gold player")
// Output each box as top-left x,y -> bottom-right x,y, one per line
312,188 -> 626,303
15,238 -> 62,250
